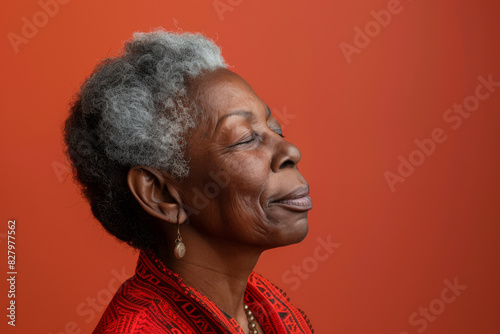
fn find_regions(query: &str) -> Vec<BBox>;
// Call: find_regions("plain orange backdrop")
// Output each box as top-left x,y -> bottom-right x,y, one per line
1,0 -> 500,333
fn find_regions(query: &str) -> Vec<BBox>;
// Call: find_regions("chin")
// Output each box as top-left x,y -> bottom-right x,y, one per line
269,216 -> 309,249
289,217 -> 310,244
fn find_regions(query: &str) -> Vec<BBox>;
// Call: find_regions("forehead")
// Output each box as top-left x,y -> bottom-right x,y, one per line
192,69 -> 265,121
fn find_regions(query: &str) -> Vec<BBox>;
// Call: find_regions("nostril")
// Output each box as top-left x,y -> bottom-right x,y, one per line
279,159 -> 295,169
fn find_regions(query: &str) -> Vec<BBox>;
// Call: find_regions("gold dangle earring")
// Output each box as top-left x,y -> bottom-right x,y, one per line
174,221 -> 186,259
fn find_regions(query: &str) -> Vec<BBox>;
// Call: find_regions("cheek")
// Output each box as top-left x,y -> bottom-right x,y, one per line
219,154 -> 270,220
220,153 -> 270,193
216,154 -> 272,231
183,155 -> 269,228
221,192 -> 267,236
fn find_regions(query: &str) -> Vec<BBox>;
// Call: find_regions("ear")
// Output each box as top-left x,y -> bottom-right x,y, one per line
127,166 -> 188,225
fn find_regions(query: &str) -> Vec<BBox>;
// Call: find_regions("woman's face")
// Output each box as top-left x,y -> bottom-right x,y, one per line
179,68 -> 311,249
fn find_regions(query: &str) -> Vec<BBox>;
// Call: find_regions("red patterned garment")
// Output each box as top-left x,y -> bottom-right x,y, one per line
93,251 -> 314,333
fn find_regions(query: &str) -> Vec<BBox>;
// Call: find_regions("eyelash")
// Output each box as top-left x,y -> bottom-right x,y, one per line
232,129 -> 284,147
237,133 -> 258,146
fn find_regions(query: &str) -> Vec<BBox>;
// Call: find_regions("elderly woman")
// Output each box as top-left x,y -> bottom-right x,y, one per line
65,30 -> 313,334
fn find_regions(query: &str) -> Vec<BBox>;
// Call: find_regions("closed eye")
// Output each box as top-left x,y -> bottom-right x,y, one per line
230,133 -> 258,147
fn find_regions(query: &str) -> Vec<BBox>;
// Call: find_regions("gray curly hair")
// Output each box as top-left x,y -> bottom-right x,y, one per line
64,30 -> 226,250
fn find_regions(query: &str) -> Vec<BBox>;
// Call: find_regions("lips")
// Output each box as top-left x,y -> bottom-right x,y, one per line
269,186 -> 313,212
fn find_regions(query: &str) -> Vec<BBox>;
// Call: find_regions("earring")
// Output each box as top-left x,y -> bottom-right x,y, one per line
174,222 -> 186,259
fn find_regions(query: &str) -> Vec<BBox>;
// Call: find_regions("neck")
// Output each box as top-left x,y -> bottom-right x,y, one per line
157,230 -> 263,329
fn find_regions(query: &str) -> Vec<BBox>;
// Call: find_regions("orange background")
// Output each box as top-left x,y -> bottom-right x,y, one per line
1,0 -> 500,333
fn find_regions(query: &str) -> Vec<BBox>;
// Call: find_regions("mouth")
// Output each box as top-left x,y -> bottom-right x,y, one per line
269,185 -> 313,212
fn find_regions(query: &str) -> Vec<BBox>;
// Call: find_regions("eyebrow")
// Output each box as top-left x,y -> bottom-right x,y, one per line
212,110 -> 252,135
214,105 -> 271,134
217,110 -> 253,124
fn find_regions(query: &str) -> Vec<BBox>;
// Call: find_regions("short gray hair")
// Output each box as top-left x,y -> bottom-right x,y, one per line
81,30 -> 225,178
64,30 -> 226,250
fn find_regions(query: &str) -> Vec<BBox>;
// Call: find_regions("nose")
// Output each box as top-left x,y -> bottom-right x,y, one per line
271,138 -> 302,173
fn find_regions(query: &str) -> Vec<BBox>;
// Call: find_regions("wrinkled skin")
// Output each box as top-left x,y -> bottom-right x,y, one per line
127,68 -> 312,332
181,68 -> 311,249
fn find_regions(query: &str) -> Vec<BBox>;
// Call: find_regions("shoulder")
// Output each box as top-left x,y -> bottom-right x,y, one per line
93,275 -> 193,334
93,269 -> 218,334
93,308 -> 165,334
92,275 -> 157,333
